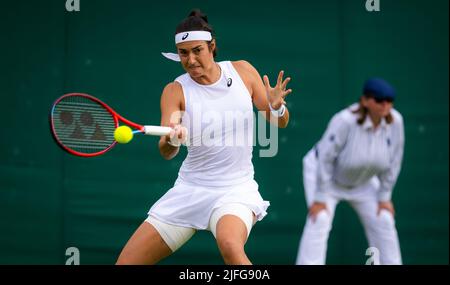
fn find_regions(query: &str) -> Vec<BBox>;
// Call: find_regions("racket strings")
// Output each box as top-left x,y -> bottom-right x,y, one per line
52,96 -> 116,154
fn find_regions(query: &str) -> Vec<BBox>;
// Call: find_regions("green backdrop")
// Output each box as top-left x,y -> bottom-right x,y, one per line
0,0 -> 448,265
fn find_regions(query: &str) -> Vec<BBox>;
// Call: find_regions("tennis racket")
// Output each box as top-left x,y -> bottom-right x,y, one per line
49,93 -> 171,157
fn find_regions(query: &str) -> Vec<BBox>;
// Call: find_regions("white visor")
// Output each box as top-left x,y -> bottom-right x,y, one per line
161,52 -> 181,62
175,31 -> 212,44
162,31 -> 212,62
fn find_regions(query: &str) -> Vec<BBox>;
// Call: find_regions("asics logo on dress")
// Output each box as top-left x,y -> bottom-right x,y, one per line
227,78 -> 233,87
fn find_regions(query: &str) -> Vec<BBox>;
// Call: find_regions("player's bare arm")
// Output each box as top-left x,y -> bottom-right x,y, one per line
159,81 -> 186,160
233,60 -> 291,128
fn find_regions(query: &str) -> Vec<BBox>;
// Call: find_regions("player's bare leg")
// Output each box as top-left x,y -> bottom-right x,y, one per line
116,222 -> 172,265
215,215 -> 253,265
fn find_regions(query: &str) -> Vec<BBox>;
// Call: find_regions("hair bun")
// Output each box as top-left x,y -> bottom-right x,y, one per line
188,9 -> 208,23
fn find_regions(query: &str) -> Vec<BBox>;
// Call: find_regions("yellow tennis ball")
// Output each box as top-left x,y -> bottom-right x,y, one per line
114,126 -> 133,144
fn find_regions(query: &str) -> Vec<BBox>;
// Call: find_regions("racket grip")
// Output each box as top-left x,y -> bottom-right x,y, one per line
143,126 -> 172,136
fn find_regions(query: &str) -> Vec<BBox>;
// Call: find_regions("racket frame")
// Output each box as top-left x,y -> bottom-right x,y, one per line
50,93 -> 150,157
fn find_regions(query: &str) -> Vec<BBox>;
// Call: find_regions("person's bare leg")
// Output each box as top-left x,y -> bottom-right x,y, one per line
116,222 -> 172,265
215,215 -> 252,265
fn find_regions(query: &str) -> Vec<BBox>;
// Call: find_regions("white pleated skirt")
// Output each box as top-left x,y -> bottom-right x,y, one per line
147,178 -> 270,230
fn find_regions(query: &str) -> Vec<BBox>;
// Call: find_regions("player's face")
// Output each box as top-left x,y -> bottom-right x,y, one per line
177,40 -> 215,78
362,96 -> 393,119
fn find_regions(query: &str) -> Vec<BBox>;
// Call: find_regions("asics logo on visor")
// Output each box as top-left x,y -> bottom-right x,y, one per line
182,33 -> 189,40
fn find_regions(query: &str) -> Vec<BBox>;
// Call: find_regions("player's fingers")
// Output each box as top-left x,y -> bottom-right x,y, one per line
282,89 -> 293,98
177,127 -> 184,140
277,70 -> 284,86
281,77 -> 291,90
172,125 -> 180,135
263,75 -> 271,90
181,127 -> 188,143
169,129 -> 176,140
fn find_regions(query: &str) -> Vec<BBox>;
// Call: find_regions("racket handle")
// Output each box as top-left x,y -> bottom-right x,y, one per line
143,126 -> 172,136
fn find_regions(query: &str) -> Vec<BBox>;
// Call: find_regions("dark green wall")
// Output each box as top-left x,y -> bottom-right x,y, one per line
0,0 -> 448,264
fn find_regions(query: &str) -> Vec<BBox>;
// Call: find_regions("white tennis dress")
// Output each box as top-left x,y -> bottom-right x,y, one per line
148,61 -> 270,229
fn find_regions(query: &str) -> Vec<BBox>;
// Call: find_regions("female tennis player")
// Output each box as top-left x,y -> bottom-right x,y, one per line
116,9 -> 292,265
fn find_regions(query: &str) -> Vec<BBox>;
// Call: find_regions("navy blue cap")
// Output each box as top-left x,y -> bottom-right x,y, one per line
363,78 -> 396,100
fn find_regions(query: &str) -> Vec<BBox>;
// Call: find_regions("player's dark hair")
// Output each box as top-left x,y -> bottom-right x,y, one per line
175,9 -> 217,57
352,96 -> 393,125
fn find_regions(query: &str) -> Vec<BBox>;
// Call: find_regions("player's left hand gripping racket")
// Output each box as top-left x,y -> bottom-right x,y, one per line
50,93 -> 171,157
